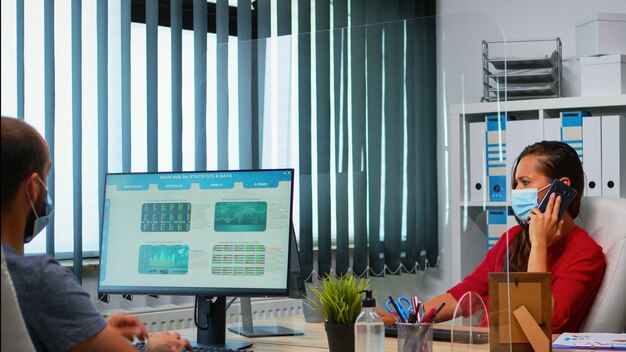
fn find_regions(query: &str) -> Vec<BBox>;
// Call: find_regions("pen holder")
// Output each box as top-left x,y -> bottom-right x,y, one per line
397,322 -> 434,352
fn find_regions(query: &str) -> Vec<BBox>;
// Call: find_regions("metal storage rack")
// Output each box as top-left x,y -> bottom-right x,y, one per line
482,38 -> 562,102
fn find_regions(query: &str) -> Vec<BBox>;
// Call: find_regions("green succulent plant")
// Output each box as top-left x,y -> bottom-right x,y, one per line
304,273 -> 371,324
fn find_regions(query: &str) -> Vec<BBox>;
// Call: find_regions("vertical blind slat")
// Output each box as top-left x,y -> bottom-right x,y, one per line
171,0 -> 183,172
349,0 -> 368,276
316,0 -> 331,276
383,2 -> 403,271
404,12 -> 419,269
194,0 -> 207,171
121,0 -> 131,172
276,0 -> 291,36
297,0 -> 314,280
44,0 -> 56,257
365,0 -> 384,275
423,15 -> 438,267
237,0 -> 252,169
254,0 -> 270,168
146,0 -> 158,172
405,0 -> 426,268
71,0 -> 83,280
97,0 -> 108,259
333,0 -> 350,276
216,0 -> 229,170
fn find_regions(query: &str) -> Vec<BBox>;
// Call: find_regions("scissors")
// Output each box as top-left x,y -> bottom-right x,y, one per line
386,296 -> 412,321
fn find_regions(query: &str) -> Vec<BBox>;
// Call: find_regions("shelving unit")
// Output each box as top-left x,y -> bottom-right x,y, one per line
482,38 -> 562,102
448,95 -> 626,283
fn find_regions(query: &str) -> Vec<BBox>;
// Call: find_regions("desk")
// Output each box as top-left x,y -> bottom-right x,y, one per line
176,315 -> 613,351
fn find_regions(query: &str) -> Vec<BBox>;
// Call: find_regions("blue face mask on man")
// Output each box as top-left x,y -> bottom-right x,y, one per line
25,175 -> 54,243
510,182 -> 551,223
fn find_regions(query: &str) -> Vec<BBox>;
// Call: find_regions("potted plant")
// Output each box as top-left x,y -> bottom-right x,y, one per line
304,272 -> 371,352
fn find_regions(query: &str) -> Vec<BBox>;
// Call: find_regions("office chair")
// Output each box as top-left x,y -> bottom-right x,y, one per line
1,246 -> 36,351
575,197 -> 626,333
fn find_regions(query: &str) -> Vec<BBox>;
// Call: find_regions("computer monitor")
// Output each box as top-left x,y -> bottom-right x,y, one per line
98,169 -> 298,349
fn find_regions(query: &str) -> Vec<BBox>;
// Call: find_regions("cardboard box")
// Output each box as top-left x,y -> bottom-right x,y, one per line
580,54 -> 626,96
575,13 -> 626,58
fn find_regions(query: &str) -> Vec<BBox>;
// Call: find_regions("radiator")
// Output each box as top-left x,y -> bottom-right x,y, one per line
108,298 -> 304,333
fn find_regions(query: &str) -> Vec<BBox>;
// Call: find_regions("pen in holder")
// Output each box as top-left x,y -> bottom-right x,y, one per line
397,322 -> 434,352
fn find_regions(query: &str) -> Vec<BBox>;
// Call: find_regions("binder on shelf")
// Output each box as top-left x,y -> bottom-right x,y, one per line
543,118 -> 561,142
582,115 -> 603,197
560,111 -> 591,162
601,115 -> 626,197
487,209 -> 508,250
506,119 -> 541,201
486,115 -> 513,202
470,122 -> 487,202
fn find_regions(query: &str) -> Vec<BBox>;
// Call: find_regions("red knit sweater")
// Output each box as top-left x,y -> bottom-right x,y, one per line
447,225 -> 606,333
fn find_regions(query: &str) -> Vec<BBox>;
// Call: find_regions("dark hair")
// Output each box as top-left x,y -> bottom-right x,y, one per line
1,117 -> 48,213
505,140 -> 584,272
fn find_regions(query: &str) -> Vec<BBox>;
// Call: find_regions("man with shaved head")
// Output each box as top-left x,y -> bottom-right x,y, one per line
1,117 -> 191,352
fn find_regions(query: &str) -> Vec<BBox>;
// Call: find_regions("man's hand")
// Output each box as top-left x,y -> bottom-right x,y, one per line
107,313 -> 149,342
145,332 -> 192,352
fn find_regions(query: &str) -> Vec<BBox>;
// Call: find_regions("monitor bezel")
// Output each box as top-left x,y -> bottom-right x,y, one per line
97,168 -> 295,297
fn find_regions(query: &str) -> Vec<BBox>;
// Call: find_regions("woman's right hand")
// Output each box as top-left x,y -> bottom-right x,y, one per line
528,193 -> 563,248
145,331 -> 192,352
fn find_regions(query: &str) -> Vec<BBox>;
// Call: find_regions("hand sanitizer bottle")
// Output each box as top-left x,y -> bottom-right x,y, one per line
354,290 -> 384,352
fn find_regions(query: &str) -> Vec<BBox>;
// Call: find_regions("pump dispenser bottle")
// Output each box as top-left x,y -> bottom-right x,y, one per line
354,290 -> 384,351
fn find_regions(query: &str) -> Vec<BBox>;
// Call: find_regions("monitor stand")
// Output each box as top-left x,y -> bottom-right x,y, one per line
195,296 -> 253,350
228,297 -> 304,337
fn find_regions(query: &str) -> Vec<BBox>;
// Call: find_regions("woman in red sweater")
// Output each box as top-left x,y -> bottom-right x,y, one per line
381,141 -> 606,333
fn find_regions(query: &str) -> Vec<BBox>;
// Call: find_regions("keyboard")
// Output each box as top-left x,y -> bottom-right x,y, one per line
134,342 -> 253,352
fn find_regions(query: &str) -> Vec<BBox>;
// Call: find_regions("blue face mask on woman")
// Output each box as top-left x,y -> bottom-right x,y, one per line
25,176 -> 54,243
510,182 -> 551,223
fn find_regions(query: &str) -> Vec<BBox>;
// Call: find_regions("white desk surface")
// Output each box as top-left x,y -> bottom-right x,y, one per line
176,315 -> 611,351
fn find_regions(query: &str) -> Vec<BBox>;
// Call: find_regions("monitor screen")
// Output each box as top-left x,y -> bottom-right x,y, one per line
98,169 -> 294,297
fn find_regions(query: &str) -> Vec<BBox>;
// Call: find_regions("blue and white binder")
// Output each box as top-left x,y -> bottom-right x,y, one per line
487,209 -> 508,250
486,115 -> 512,202
560,111 -> 591,162
506,207 -> 518,229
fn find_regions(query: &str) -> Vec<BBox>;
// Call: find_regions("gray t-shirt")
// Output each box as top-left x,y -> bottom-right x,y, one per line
2,244 -> 107,352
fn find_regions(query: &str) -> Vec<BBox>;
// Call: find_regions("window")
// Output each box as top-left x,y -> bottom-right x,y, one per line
1,0 -> 438,278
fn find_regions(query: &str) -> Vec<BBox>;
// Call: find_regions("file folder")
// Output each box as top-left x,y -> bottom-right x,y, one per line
506,207 -> 518,229
506,119 -> 541,201
582,115 -> 603,196
486,115 -> 513,202
470,122 -> 487,202
543,118 -> 561,142
487,209 -> 508,249
560,111 -> 591,162
601,115 -> 626,197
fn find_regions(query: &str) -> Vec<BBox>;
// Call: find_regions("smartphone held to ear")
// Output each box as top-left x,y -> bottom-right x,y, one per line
537,179 -> 577,220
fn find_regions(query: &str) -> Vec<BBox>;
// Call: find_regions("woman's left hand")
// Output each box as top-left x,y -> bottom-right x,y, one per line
528,192 -> 564,248
375,307 -> 397,326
